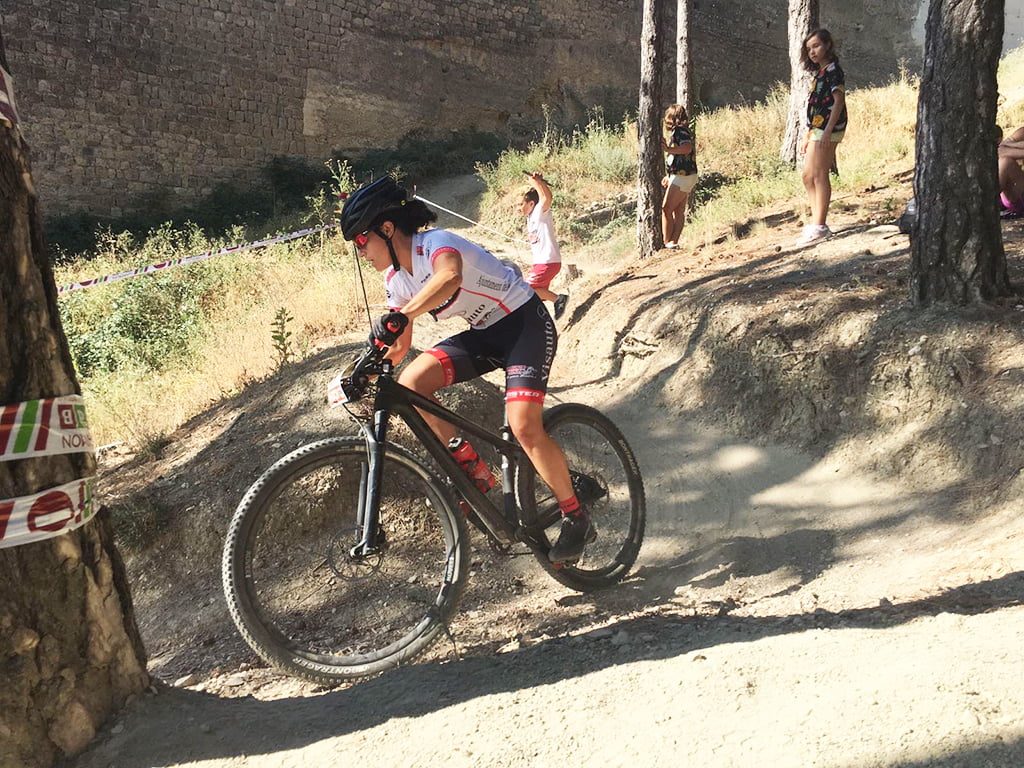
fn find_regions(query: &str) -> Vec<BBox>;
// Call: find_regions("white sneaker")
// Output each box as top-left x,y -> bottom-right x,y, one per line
796,224 -> 831,246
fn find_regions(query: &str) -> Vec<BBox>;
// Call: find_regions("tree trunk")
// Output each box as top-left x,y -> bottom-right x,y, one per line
780,0 -> 819,165
910,0 -> 1011,305
637,0 -> 665,258
0,34 -> 148,768
676,0 -> 694,116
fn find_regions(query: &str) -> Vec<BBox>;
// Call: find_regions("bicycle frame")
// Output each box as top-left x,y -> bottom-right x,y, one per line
350,359 -> 553,557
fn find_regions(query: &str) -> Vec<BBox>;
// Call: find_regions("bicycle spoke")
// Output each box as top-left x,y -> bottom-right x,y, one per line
223,439 -> 468,683
519,404 -> 645,591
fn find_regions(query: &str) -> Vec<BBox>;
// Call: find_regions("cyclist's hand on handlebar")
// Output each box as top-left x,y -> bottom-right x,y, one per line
370,311 -> 409,347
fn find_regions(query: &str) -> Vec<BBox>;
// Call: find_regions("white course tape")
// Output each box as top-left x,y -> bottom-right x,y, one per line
57,224 -> 340,295
413,194 -> 529,245
0,476 -> 96,549
0,395 -> 93,461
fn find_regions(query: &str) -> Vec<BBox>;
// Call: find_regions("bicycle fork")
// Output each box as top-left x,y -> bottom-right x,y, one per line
351,410 -> 389,558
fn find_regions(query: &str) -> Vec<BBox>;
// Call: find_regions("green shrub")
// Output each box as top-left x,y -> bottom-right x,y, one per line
475,111 -> 639,242
58,223 -> 228,376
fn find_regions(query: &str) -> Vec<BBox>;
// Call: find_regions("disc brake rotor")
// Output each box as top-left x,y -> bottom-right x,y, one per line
326,525 -> 384,581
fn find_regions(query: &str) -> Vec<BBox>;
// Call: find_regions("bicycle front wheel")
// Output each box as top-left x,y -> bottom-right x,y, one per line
222,437 -> 468,684
519,403 -> 646,591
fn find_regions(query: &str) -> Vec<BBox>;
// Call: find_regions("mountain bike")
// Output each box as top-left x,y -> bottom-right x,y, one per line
221,339 -> 645,684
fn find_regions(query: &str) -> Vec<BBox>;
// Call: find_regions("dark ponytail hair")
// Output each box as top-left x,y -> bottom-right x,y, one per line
373,198 -> 437,235
800,28 -> 838,72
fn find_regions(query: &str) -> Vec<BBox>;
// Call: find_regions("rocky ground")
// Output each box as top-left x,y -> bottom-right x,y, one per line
60,169 -> 1024,768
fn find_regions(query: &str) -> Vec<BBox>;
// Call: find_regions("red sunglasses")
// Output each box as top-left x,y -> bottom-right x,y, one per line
353,230 -> 371,248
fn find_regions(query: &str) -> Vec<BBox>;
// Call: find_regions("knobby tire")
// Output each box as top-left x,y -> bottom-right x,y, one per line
222,437 -> 469,684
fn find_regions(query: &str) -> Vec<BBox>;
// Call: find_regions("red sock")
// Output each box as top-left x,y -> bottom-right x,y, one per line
559,495 -> 583,517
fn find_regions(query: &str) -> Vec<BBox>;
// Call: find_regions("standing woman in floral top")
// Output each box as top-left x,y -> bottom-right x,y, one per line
797,28 -> 847,246
661,103 -> 698,249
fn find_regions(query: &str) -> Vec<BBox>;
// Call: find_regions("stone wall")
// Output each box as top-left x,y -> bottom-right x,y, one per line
912,0 -> 1024,53
3,0 -> 924,218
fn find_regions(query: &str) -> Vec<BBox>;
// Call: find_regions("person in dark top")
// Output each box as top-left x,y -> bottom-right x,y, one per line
797,28 -> 847,246
660,103 -> 698,249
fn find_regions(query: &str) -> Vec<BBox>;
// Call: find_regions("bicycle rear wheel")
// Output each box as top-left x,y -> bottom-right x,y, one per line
222,437 -> 468,684
518,403 -> 645,591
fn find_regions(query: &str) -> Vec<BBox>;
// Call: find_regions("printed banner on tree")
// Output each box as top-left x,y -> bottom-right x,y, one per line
0,476 -> 96,549
0,395 -> 93,461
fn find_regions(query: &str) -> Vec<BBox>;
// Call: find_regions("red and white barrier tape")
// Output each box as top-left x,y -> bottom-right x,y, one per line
0,476 -> 96,550
57,223 -> 339,295
0,395 -> 93,461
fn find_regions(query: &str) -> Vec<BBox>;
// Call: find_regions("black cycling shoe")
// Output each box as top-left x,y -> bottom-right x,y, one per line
548,513 -> 597,563
553,294 -> 569,320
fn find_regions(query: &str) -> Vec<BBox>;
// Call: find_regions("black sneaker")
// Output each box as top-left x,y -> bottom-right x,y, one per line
548,513 -> 597,563
553,294 -> 569,320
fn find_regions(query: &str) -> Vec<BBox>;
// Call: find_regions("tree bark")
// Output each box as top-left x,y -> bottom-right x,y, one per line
910,0 -> 1011,305
0,33 -> 148,768
637,0 -> 665,258
676,0 -> 694,116
780,0 -> 819,165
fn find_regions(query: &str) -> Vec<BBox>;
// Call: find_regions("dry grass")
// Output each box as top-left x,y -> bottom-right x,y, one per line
676,68 -> 921,250
999,46 -> 1024,127
55,231 -> 381,448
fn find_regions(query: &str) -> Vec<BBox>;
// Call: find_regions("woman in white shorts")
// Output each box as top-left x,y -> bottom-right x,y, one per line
661,104 -> 699,248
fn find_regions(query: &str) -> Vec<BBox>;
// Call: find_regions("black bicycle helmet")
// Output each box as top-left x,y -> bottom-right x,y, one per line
339,176 -> 408,241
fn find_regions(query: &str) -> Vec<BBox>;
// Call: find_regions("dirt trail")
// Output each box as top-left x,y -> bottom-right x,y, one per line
63,175 -> 1024,768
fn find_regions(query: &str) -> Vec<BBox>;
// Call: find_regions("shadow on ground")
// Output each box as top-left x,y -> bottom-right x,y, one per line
64,571 -> 1024,768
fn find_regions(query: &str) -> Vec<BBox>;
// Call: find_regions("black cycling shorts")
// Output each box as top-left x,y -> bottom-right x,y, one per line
424,295 -> 556,404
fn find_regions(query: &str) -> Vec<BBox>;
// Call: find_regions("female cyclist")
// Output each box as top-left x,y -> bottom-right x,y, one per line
339,176 -> 595,563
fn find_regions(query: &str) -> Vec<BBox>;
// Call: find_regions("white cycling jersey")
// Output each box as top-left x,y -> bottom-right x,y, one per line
385,229 -> 534,329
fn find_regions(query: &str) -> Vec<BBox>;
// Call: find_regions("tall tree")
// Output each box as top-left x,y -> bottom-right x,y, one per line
676,0 -> 694,116
0,28 -> 148,768
637,0 -> 666,258
780,0 -> 819,164
910,0 -> 1011,304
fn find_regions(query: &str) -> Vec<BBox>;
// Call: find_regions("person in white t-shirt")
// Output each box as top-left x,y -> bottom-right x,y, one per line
517,172 -> 570,320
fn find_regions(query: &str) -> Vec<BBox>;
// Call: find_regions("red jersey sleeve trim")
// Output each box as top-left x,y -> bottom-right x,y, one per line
429,246 -> 461,266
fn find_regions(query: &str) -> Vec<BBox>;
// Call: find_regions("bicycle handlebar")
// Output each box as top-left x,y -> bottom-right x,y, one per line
334,339 -> 390,404
354,340 -> 387,377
